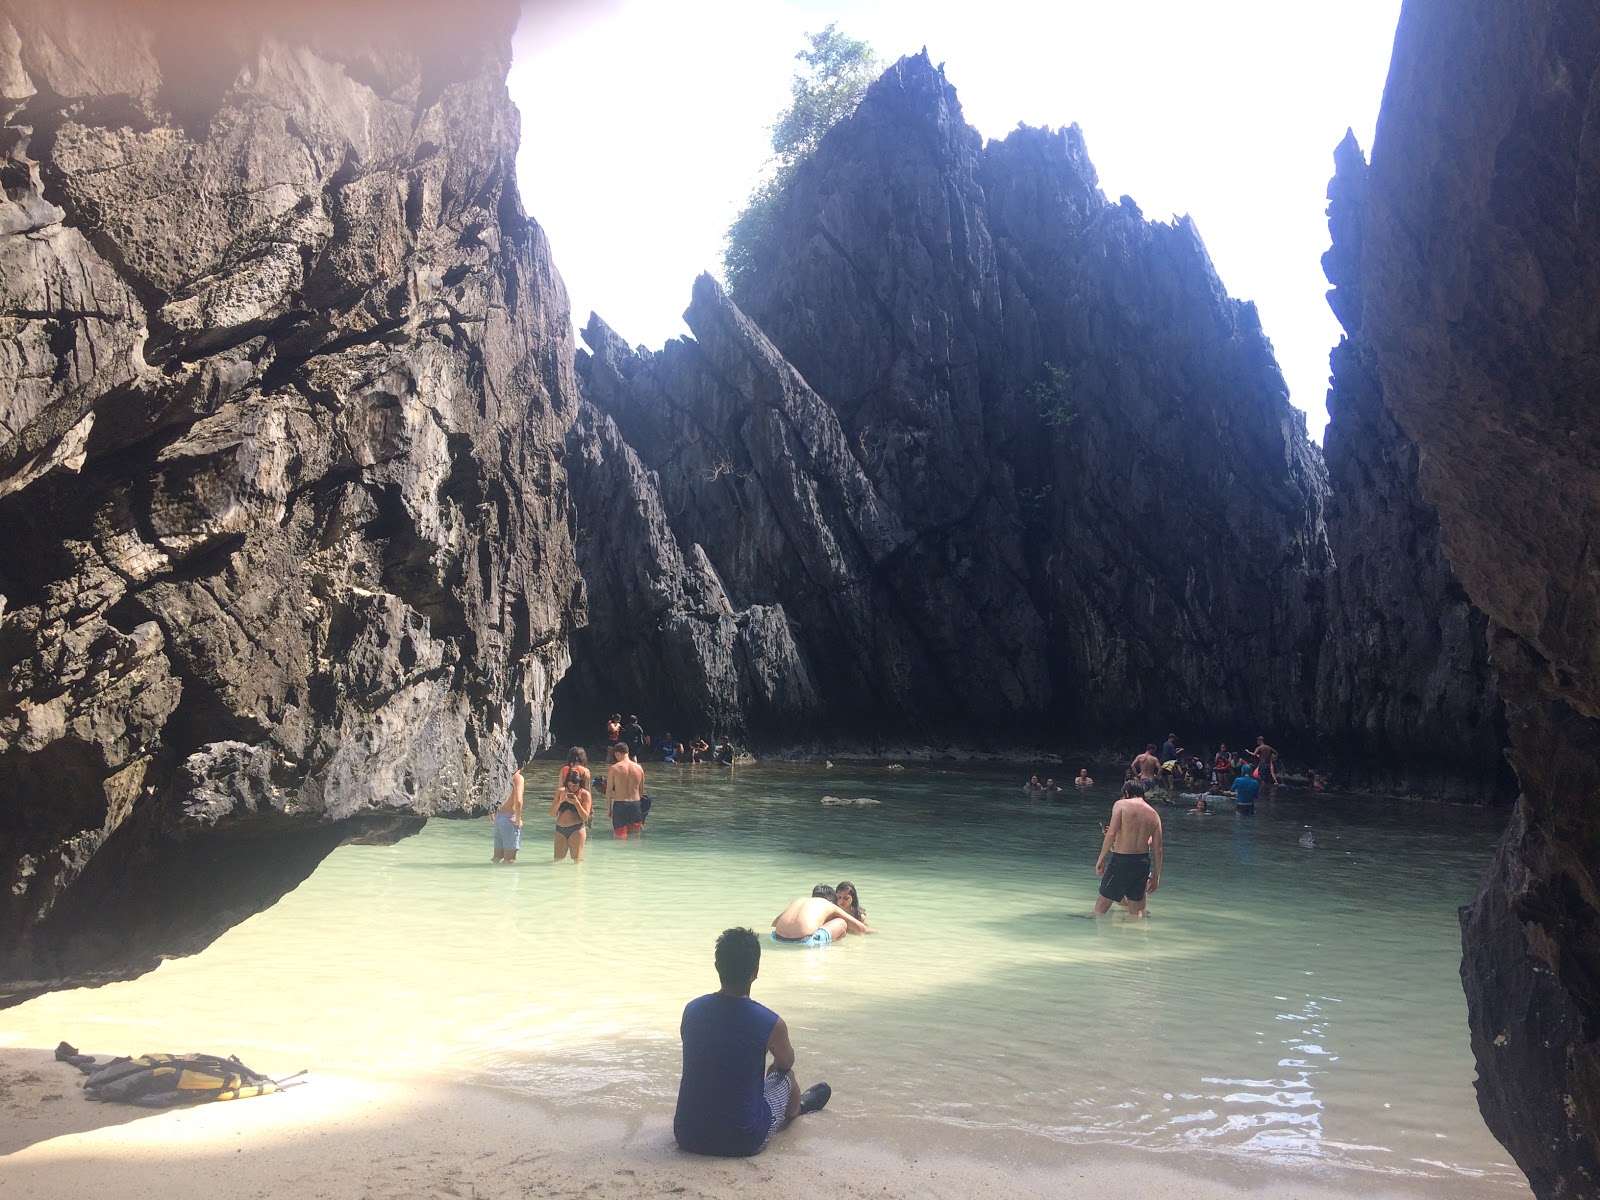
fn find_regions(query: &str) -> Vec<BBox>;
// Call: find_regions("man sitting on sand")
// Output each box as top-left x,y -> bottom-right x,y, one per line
674,928 -> 831,1157
771,885 -> 876,946
1094,781 -> 1163,919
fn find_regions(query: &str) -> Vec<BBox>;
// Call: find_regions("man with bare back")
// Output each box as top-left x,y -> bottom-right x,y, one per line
1130,744 -> 1162,783
1094,781 -> 1164,918
606,742 -> 646,838
770,885 -> 876,946
491,767 -> 524,863
1252,737 -> 1278,792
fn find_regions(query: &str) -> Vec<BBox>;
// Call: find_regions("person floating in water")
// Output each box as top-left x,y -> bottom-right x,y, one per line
1044,777 -> 1061,793
1094,781 -> 1163,919
607,742 -> 647,839
1230,769 -> 1260,814
771,885 -> 876,945
492,767 -> 524,864
1075,768 -> 1093,788
673,927 -> 832,1157
1023,774 -> 1044,793
550,770 -> 591,862
1189,796 -> 1210,814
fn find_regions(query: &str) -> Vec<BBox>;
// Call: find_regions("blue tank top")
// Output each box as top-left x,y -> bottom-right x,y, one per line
673,993 -> 779,1156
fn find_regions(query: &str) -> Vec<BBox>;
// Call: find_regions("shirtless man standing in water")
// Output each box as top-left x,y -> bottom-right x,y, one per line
606,742 -> 646,839
492,768 -> 524,863
1094,782 -> 1163,918
1130,745 -> 1162,784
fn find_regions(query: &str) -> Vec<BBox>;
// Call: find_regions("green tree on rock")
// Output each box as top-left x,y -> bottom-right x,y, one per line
724,24 -> 878,300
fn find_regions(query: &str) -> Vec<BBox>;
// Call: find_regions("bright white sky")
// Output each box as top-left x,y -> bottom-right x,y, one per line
509,0 -> 1402,439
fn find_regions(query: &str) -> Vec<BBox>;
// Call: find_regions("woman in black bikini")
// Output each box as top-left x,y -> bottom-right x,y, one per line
550,771 -> 592,863
834,881 -> 865,922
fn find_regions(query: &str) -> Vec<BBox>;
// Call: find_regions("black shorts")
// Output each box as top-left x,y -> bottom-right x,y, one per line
611,799 -> 643,830
1099,852 -> 1152,903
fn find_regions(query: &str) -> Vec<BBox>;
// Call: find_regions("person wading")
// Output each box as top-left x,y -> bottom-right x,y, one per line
1094,781 -> 1164,918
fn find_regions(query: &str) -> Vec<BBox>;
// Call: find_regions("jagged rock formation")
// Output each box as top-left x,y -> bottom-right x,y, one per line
565,53 -> 1334,746
1313,131 -> 1509,800
1346,0 -> 1600,1192
0,0 -> 580,1005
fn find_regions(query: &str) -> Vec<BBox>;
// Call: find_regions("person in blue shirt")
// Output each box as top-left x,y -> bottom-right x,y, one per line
674,928 -> 831,1156
1230,771 -> 1260,813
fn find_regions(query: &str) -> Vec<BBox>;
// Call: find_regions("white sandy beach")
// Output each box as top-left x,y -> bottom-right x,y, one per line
0,1047 -> 1525,1200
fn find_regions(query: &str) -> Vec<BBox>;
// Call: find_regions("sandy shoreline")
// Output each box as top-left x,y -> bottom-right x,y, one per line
0,1046 -> 1525,1199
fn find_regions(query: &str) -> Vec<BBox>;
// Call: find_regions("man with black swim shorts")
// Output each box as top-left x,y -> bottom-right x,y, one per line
1094,781 -> 1164,919
606,742 -> 646,839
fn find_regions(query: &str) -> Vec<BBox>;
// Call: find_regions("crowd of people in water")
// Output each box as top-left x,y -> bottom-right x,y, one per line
1024,731 -> 1327,816
488,719 -> 1326,1159
489,710 -> 744,864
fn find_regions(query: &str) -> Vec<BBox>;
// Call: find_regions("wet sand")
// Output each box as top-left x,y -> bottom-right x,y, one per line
0,1047 -> 1525,1199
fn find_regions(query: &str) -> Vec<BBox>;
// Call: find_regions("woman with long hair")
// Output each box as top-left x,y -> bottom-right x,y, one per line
550,770 -> 592,862
834,881 -> 865,922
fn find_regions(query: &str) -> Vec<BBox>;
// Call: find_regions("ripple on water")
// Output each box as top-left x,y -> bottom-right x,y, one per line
0,765 -> 1525,1194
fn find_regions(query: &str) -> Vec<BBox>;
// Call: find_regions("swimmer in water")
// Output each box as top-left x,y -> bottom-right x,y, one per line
1023,774 -> 1044,793
771,885 -> 876,945
1189,796 -> 1210,814
550,771 -> 592,862
1044,777 -> 1060,793
834,881 -> 865,922
1075,768 -> 1093,788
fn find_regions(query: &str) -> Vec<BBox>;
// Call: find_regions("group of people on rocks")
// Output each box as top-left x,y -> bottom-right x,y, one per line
604,712 -> 736,766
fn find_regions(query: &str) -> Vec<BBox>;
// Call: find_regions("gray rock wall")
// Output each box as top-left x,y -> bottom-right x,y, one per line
0,0 -> 581,1004
1314,132 -> 1509,800
1349,0 -> 1600,1192
571,54 -> 1336,748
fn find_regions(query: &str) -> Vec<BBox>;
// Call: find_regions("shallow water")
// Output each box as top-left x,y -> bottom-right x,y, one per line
2,763 -> 1525,1193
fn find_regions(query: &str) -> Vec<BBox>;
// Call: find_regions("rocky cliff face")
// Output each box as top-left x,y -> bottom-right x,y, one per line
1314,132 -> 1509,800
0,0 -> 581,1004
1348,0 -> 1600,1192
567,54 -> 1335,747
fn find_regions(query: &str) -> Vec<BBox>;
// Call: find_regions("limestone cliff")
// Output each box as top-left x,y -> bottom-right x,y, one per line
1348,0 -> 1600,1192
1314,131 -> 1509,800
0,0 -> 581,1004
568,54 -> 1334,747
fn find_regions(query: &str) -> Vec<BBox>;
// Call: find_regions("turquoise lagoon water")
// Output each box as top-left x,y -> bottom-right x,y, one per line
1,763 -> 1525,1194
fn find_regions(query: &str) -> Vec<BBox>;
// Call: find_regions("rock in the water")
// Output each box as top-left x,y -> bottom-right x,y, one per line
1348,0 -> 1600,1191
0,0 -> 581,1004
